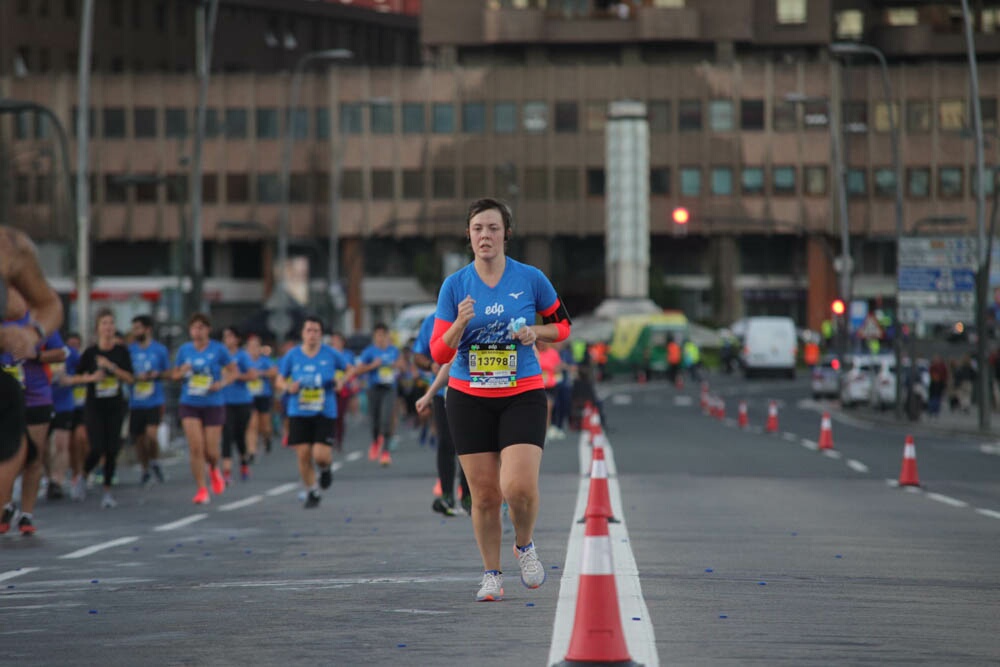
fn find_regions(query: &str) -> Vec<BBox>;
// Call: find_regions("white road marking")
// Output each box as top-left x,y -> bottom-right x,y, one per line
749,426 -> 763,435
723,418 -> 737,428
217,496 -> 263,512
611,394 -> 632,406
387,609 -> 453,615
975,508 -> 1000,520
59,536 -> 140,559
153,514 -> 209,532
265,482 -> 299,497
0,567 -> 39,583
782,432 -> 798,442
331,462 -> 344,472
979,444 -> 1000,456
846,459 -> 870,474
925,493 -> 969,508
199,575 -> 470,589
346,451 -> 363,462
822,449 -> 843,459
800,439 -> 818,451
885,478 -> 900,487
673,396 -> 693,407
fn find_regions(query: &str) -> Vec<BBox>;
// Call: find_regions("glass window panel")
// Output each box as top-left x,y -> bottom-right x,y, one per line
554,167 -> 579,200
135,175 -> 159,203
205,108 -> 221,138
493,102 -> 516,133
463,166 -> 486,199
741,167 -> 764,195
906,100 -> 931,134
15,174 -> 30,205
650,167 -> 670,195
288,107 -> 308,140
938,166 -> 963,198
165,107 -> 187,138
907,167 -> 930,198
256,108 -> 279,139
524,167 -> 548,200
315,108 -> 330,139
773,100 -> 797,131
873,102 -> 899,132
103,108 -> 126,138
340,103 -> 362,135
226,173 -> 249,203
678,99 -> 701,131
370,102 -> 393,134
134,107 -> 157,138
587,168 -> 605,196
843,101 -> 868,133
14,111 -> 31,139
939,100 -> 966,132
402,169 -> 424,199
104,174 -> 128,203
256,173 -> 281,203
680,167 -> 701,196
846,168 -> 867,197
773,166 -> 796,195
371,169 -> 394,199
462,102 -> 485,134
585,102 -> 607,132
224,108 -> 247,139
432,168 -> 456,198
495,165 -> 518,200
289,173 -> 309,203
34,112 -> 50,139
980,97 -> 997,133
312,172 -> 329,204
648,100 -> 670,132
970,165 -> 1000,196
555,101 -> 578,133
804,165 -> 828,196
740,99 -> 764,130
201,174 -> 218,203
711,167 -> 733,195
166,173 -> 188,203
803,100 -> 829,129
523,101 -> 547,133
777,0 -> 806,24
340,170 -> 363,199
874,168 -> 897,198
708,100 -> 733,132
402,103 -> 424,133
432,103 -> 454,133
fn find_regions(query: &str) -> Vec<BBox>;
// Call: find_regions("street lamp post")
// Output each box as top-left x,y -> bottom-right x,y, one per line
278,49 -> 353,328
830,41 -> 905,419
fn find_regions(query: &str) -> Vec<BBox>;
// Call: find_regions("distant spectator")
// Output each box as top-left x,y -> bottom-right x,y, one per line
928,355 -> 948,417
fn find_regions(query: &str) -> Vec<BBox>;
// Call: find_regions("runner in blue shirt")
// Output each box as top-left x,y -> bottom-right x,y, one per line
276,316 -> 353,508
221,326 -> 257,483
245,333 -> 278,457
171,312 -> 237,505
355,323 -> 404,466
128,315 -> 170,486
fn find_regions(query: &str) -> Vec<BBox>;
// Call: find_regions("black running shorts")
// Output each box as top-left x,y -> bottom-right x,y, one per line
25,404 -> 54,426
445,387 -> 547,455
253,396 -> 272,413
0,371 -> 25,462
129,406 -> 162,437
287,415 -> 335,447
50,411 -> 74,432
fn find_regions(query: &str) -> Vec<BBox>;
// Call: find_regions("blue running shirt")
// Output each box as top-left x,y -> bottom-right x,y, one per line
359,344 -> 401,388
279,345 -> 348,418
222,348 -> 254,405
247,354 -> 275,398
412,313 -> 444,397
129,340 -> 170,409
175,340 -> 232,407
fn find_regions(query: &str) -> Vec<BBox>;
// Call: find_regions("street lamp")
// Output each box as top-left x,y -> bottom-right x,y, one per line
830,41 -> 906,419
278,48 -> 353,330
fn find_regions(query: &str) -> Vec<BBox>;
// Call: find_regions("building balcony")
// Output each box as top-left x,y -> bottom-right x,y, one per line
482,6 -> 700,45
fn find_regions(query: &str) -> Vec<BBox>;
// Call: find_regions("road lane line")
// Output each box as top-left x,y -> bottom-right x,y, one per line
59,536 -> 140,559
153,514 -> 209,532
265,482 -> 299,497
331,462 -> 344,472
346,451 -> 363,462
782,432 -> 797,442
800,439 -> 818,451
673,396 -> 693,407
926,493 -> 968,508
723,418 -> 737,428
846,459 -> 869,473
0,567 -> 39,583
822,450 -> 843,459
975,508 -> 1000,519
217,496 -> 263,512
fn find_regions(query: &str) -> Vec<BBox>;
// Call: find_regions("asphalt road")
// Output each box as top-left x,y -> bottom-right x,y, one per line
2,373 -> 999,666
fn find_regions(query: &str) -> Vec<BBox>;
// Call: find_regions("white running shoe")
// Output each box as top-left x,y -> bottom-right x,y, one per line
514,541 -> 546,589
101,492 -> 117,509
70,477 -> 86,502
476,571 -> 504,602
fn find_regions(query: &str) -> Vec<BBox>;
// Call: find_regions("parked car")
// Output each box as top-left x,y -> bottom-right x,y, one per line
839,354 -> 878,408
740,316 -> 798,379
870,356 -> 930,412
390,303 -> 437,348
811,354 -> 841,399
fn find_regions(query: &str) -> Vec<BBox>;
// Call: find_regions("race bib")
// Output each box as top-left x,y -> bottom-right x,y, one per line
187,373 -> 213,397
96,376 -> 120,399
73,386 -> 86,407
247,379 -> 265,396
2,364 -> 25,387
299,387 -> 325,412
134,381 -> 155,400
377,366 -> 395,384
469,345 -> 517,389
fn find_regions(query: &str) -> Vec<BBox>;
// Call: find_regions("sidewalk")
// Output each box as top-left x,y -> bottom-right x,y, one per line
841,403 -> 1000,440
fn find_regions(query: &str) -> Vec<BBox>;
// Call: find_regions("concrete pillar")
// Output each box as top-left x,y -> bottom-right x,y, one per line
712,235 -> 739,324
806,235 -> 838,332
521,236 -> 551,276
341,236 -> 364,331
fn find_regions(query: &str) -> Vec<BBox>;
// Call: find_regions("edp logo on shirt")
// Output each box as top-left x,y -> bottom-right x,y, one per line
484,302 -> 505,316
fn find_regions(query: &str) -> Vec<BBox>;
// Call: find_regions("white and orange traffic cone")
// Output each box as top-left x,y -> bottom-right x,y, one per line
587,407 -> 603,446
579,446 -> 618,523
818,412 -> 834,450
738,401 -> 749,429
898,435 -> 920,487
765,400 -> 779,433
715,397 -> 725,421
700,382 -> 710,414
555,513 -> 639,667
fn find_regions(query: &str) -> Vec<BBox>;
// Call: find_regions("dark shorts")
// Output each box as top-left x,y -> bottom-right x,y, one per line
445,387 -> 547,455
25,404 -> 54,426
178,403 -> 226,427
287,415 -> 336,447
253,396 -> 272,413
51,410 -> 74,432
72,407 -> 86,429
544,387 -> 558,402
0,371 -> 26,462
130,406 -> 162,437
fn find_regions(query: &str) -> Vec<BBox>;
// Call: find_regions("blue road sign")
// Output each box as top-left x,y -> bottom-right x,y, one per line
897,267 -> 976,293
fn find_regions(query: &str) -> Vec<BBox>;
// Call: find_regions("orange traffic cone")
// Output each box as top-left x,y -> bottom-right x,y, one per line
715,397 -> 725,421
738,401 -> 749,429
765,401 -> 779,433
587,407 -> 603,446
556,514 -> 639,667
637,369 -> 647,384
898,435 -> 920,487
675,373 -> 684,390
579,446 -> 618,523
700,382 -> 710,414
818,412 -> 834,450
432,478 -> 442,497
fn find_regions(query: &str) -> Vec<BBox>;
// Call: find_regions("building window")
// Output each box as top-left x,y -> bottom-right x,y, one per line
203,108 -> 220,138
939,100 -> 966,132
432,103 -> 455,133
678,100 -> 701,131
104,174 -> 128,203
648,100 -> 670,132
843,101 -> 868,133
741,99 -> 764,131
650,167 -> 670,195
165,108 -> 187,138
226,174 -> 249,203
64,0 -> 76,19
803,100 -> 829,129
135,174 -> 158,203
154,1 -> 166,32
773,100 -> 797,131
970,166 -> 1000,196
846,168 -> 867,197
13,112 -> 30,140
315,108 -> 330,140
554,167 -> 579,200
370,102 -> 394,135
493,102 -> 516,133
402,103 -> 424,133
887,8 -> 918,25
873,102 -> 900,133
776,0 -> 807,25
555,102 -> 578,133
495,165 -> 518,200
340,103 -> 362,135
288,108 -> 308,140
524,167 -> 548,200
432,168 -> 456,198
711,167 -> 733,195
166,174 -> 188,203
874,168 -> 897,198
33,112 -> 50,140
906,100 -> 931,134
201,174 -> 218,203
741,167 -> 764,195
402,169 -> 424,199
586,168 -> 605,197
38,48 -> 50,73
708,100 -> 734,132
680,167 -> 701,196
980,97 -> 997,133
462,103 -> 486,134
523,101 -> 547,133
131,0 -> 142,28
585,102 -> 607,132
938,167 -> 963,198
835,9 -> 863,39
256,108 -> 279,139
133,107 -> 157,138
14,174 -> 30,205
371,169 -> 394,200
907,167 -> 930,198
773,166 -> 796,195
103,108 -> 126,139
463,167 -> 486,199
340,170 -> 363,199
804,166 -> 828,196
256,173 -> 280,203
224,108 -> 248,139
312,172 -> 329,204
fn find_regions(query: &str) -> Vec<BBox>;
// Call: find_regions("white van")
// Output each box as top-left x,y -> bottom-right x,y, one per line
390,303 -> 437,347
740,316 -> 798,379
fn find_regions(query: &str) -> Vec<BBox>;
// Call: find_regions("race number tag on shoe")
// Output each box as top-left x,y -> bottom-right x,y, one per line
299,387 -> 325,412
188,373 -> 212,397
469,344 -> 518,389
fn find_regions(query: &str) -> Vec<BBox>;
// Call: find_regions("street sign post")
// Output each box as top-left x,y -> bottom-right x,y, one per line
898,237 -> 977,327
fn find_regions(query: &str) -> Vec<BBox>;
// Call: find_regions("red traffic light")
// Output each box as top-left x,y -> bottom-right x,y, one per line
672,207 -> 690,225
831,299 -> 846,316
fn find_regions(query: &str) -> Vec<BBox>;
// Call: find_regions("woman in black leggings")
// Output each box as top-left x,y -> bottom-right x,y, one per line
73,308 -> 133,508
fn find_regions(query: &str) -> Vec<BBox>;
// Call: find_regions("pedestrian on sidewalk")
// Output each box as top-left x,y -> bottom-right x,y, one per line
928,355 -> 948,418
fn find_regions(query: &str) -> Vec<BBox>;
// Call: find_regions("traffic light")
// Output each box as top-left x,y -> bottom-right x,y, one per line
831,299 -> 846,316
672,207 -> 690,226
